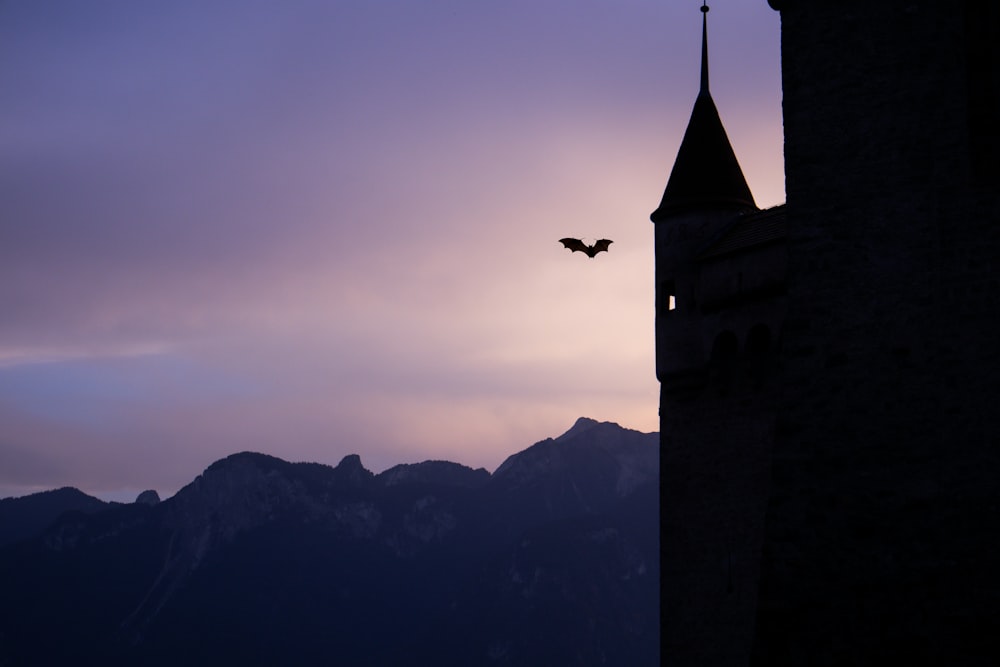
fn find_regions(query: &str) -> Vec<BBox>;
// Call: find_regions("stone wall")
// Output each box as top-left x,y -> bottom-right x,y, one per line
753,1 -> 1000,663
661,382 -> 775,665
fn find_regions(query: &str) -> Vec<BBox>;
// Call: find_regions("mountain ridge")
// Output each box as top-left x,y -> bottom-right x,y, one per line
0,418 -> 659,665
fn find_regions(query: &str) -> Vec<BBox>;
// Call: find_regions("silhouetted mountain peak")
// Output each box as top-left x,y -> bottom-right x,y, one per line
204,451 -> 287,475
555,416 -> 640,445
0,486 -> 110,547
332,453 -> 374,487
559,416 -> 603,438
135,490 -> 160,505
558,418 -> 659,496
490,418 -> 658,520
379,460 -> 490,488
337,453 -> 363,468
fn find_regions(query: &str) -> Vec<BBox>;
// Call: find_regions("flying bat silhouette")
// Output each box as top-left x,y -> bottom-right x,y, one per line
559,237 -> 613,258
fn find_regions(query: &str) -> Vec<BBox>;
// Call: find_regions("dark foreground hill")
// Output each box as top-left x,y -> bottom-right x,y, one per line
0,418 -> 658,666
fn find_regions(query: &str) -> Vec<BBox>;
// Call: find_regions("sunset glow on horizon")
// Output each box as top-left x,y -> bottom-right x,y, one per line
0,1 -> 783,501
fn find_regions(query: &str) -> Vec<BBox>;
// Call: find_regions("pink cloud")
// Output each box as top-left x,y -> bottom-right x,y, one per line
0,0 -> 780,498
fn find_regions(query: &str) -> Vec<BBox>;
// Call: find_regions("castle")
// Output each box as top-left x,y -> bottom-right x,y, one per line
654,2 -> 1000,664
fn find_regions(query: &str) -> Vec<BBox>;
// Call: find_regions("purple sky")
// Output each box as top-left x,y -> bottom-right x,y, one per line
0,1 -> 783,501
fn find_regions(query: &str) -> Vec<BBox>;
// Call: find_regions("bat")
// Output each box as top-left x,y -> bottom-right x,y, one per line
559,237 -> 613,258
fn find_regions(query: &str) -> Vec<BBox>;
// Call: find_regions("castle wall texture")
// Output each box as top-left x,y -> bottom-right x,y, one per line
753,1 -> 1000,664
661,391 -> 775,665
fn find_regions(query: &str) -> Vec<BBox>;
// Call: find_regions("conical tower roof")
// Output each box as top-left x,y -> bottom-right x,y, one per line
650,5 -> 756,222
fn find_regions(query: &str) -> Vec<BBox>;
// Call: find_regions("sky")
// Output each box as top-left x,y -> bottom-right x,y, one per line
0,0 -> 784,501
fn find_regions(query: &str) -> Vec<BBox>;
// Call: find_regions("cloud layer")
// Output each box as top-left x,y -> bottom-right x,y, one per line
0,0 -> 783,499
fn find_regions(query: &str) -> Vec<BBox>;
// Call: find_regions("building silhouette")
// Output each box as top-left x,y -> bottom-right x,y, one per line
653,2 -> 1000,665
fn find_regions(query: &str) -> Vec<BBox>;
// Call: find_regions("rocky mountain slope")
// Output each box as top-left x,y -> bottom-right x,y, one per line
0,417 -> 658,666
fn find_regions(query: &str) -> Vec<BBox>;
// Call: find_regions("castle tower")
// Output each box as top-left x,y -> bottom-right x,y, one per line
652,5 -> 757,390
653,5 -> 787,664
650,6 -> 787,665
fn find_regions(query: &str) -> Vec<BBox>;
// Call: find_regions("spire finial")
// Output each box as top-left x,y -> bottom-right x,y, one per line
700,3 -> 710,94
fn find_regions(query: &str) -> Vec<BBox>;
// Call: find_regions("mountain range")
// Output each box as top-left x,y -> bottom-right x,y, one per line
0,417 -> 659,666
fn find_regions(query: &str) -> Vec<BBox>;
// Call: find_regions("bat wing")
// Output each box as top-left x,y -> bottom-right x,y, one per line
559,237 -> 587,253
592,239 -> 613,255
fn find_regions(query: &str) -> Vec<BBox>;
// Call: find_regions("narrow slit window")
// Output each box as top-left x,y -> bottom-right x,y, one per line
661,280 -> 677,314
